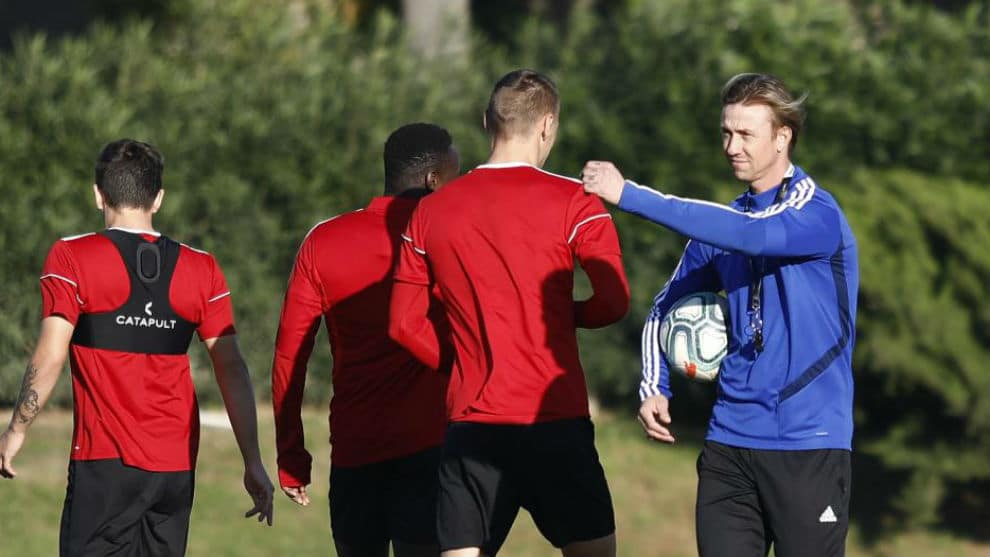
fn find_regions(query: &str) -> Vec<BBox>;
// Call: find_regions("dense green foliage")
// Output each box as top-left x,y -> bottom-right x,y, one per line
0,0 -> 988,534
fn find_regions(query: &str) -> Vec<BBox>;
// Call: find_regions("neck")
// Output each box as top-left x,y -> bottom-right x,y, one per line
486,137 -> 544,168
394,188 -> 430,201
104,208 -> 156,233
749,158 -> 793,194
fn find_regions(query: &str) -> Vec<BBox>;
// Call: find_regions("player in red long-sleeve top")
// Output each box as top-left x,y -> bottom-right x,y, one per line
390,70 -> 630,557
272,123 -> 459,557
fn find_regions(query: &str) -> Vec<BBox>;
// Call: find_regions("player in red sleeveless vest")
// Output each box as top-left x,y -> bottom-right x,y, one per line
0,139 -> 274,557
390,71 -> 629,557
272,123 -> 459,557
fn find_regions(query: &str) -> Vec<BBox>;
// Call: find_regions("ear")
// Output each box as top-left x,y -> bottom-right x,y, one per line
93,184 -> 105,211
482,110 -> 490,134
541,113 -> 556,140
425,170 -> 440,191
776,126 -> 792,153
151,189 -> 165,214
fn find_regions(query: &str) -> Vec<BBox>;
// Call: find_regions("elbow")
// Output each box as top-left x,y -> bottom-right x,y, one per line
605,292 -> 631,325
34,354 -> 68,378
388,315 -> 411,350
736,232 -> 769,257
617,293 -> 631,322
580,290 -> 630,329
387,319 -> 402,344
609,279 -> 632,323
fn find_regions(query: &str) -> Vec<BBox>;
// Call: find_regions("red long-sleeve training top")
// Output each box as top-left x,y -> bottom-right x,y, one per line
272,195 -> 447,487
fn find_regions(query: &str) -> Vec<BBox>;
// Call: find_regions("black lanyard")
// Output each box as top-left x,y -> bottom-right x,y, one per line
744,175 -> 793,353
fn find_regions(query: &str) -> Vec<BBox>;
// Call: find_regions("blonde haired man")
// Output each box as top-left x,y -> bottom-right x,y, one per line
583,73 -> 858,557
391,70 -> 629,557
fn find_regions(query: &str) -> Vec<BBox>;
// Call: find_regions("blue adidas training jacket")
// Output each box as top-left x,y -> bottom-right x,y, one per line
622,165 -> 858,451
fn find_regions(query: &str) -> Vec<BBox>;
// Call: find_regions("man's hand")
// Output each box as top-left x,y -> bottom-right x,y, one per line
281,485 -> 311,507
638,395 -> 676,444
581,161 -> 627,205
0,428 -> 26,479
243,461 -> 275,526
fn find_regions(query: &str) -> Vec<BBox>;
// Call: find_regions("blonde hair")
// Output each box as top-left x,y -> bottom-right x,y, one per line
721,73 -> 807,151
485,69 -> 560,139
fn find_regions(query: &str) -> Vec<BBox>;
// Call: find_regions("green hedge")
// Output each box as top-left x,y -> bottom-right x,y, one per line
1,0 -> 988,531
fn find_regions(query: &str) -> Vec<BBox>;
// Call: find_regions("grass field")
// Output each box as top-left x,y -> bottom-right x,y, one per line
1,408 -> 987,557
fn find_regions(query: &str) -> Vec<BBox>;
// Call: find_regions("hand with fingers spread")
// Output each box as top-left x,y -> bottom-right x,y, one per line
581,161 -> 627,206
638,395 -> 676,444
243,461 -> 275,526
0,428 -> 26,479
282,484 -> 311,507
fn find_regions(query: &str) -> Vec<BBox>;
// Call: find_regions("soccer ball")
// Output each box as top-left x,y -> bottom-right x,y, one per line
659,292 -> 730,382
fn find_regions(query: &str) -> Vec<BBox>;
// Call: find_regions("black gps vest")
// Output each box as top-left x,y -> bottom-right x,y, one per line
71,230 -> 198,355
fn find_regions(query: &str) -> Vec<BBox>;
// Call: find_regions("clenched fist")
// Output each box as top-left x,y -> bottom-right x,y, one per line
581,161 -> 626,205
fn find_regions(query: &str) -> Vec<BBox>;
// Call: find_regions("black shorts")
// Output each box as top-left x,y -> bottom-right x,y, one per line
437,418 -> 615,555
696,441 -> 851,557
329,446 -> 442,546
59,458 -> 194,557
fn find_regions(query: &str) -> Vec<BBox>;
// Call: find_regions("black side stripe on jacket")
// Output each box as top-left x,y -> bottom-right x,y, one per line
778,240 -> 852,402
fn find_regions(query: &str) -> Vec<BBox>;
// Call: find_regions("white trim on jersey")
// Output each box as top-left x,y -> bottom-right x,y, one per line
401,234 -> 426,255
108,226 -> 161,236
207,291 -> 231,303
40,273 -> 85,305
303,211 -> 360,241
61,232 -> 95,242
40,273 -> 78,288
641,307 -> 665,398
475,162 -> 582,184
475,161 -> 531,169
639,240 -> 692,399
180,243 -> 210,255
567,214 -> 612,244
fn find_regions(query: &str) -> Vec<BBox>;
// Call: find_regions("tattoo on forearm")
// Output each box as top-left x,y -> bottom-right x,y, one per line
14,363 -> 40,425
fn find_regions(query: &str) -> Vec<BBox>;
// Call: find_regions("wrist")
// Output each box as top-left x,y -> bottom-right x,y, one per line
242,453 -> 264,468
615,180 -> 634,208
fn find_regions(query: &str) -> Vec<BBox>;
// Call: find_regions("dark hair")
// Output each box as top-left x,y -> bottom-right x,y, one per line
721,73 -> 807,152
94,139 -> 164,210
484,69 -> 559,139
383,123 -> 454,193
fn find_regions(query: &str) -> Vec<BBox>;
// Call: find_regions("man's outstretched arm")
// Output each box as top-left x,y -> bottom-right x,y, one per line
205,334 -> 275,526
0,316 -> 73,479
582,160 -> 841,258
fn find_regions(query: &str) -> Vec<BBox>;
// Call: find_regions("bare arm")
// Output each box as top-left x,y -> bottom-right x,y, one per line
0,316 -> 73,479
204,334 -> 274,525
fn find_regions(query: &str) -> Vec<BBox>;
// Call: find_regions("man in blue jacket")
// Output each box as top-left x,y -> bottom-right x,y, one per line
580,73 -> 858,557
